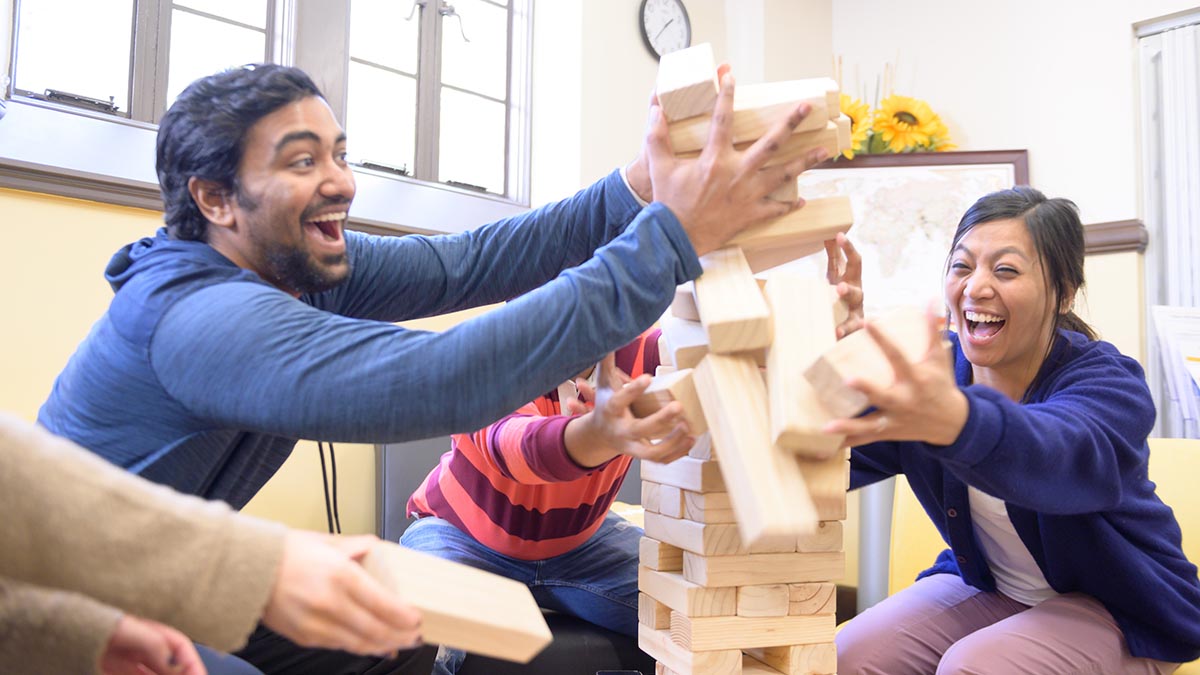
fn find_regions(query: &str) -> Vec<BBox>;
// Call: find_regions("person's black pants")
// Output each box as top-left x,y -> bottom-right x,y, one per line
234,624 -> 438,675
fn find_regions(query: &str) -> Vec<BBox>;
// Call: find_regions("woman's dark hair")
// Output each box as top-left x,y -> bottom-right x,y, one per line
156,64 -> 323,241
947,186 -> 1097,341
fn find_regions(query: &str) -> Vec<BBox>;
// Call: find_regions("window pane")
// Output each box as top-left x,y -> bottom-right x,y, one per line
165,10 -> 267,109
439,88 -> 504,193
440,0 -> 507,100
14,0 -> 135,112
175,0 -> 268,28
350,0 -> 419,74
346,62 -> 417,174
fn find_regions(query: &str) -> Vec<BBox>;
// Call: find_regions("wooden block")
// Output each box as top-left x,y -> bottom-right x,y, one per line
640,592 -> 671,629
656,43 -> 719,122
667,79 -> 834,153
795,521 -> 842,553
788,582 -> 837,616
805,305 -> 932,417
688,431 -> 715,461
639,566 -> 737,617
671,282 -> 700,321
683,550 -> 845,587
645,512 -> 795,556
362,541 -> 551,663
796,453 -> 850,521
631,368 -> 708,435
745,643 -> 837,675
694,247 -> 773,354
656,365 -> 678,377
642,456 -> 725,493
682,120 -> 840,169
660,315 -> 709,369
640,536 -> 684,572
683,490 -> 736,524
818,77 -> 840,120
670,611 -> 836,651
737,584 -> 790,617
767,178 -> 799,203
835,114 -> 851,150
693,354 -> 818,545
764,271 -> 845,456
639,625 -> 741,675
659,485 -> 685,518
731,197 -> 854,274
642,481 -> 663,514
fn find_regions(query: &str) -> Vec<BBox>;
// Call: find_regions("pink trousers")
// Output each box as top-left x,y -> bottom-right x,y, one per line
836,573 -> 1180,674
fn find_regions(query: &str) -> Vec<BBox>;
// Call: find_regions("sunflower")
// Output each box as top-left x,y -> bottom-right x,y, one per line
872,94 -> 938,153
928,114 -> 957,152
839,93 -> 871,159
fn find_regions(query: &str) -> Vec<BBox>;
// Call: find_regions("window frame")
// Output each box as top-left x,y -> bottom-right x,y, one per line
0,0 -> 533,234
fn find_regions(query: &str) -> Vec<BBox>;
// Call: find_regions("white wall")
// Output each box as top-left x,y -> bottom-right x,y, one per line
831,0 -> 1196,360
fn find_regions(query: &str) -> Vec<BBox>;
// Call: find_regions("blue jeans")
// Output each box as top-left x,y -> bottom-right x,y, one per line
399,512 -> 642,675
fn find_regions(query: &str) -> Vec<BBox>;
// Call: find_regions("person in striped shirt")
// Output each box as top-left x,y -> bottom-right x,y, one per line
404,236 -> 863,675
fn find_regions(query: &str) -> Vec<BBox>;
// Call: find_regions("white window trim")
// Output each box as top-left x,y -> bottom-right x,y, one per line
0,0 -> 532,235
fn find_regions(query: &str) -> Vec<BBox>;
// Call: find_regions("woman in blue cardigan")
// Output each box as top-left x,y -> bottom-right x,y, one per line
832,187 -> 1200,674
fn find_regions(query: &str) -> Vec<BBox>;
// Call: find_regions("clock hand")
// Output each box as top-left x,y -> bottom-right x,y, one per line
655,18 -> 675,40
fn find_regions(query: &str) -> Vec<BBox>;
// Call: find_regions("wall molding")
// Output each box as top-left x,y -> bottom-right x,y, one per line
1083,219 -> 1147,255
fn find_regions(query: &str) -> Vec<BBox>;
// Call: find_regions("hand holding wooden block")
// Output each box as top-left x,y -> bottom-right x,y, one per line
666,79 -> 839,153
361,541 -> 552,663
631,367 -> 708,435
656,43 -> 719,121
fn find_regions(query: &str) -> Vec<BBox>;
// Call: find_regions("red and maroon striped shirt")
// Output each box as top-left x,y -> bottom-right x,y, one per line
406,329 -> 661,560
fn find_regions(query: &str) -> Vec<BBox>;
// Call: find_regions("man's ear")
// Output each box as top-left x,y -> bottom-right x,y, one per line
188,177 -> 236,229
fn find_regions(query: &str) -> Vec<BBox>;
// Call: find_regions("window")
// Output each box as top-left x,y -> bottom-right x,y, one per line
2,0 -> 533,220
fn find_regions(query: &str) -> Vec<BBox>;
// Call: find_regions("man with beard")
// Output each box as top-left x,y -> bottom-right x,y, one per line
37,64 -> 826,674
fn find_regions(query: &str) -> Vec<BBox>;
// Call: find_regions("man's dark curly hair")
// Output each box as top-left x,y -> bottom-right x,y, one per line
156,64 -> 323,241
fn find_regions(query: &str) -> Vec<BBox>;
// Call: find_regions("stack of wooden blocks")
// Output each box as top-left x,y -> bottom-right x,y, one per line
632,43 -> 858,675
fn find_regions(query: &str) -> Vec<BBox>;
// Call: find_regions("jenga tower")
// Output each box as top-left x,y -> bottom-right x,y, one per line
634,43 -> 855,675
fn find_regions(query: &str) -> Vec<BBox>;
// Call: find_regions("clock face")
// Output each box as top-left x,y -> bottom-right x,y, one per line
640,0 -> 691,59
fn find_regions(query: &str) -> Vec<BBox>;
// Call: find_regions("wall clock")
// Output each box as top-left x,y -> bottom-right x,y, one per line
639,0 -> 692,60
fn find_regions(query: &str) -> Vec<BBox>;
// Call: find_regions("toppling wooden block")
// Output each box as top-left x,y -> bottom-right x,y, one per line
804,305 -> 932,417
744,642 -> 837,675
763,271 -> 845,456
639,567 -> 738,617
693,353 -> 817,545
682,550 -> 845,587
671,282 -> 700,321
694,247 -> 773,354
639,625 -> 741,675
667,79 -> 839,153
795,450 -> 850,521
670,611 -> 836,651
361,541 -> 552,663
657,43 -> 719,121
660,315 -> 710,369
640,535 -> 684,572
730,196 -> 854,274
631,368 -> 708,435
642,455 -> 726,493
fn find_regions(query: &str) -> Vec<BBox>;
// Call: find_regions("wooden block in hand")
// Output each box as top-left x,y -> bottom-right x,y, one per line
362,541 -> 551,663
670,611 -> 836,651
667,79 -> 836,153
639,625 -> 741,675
641,455 -> 725,493
694,247 -> 773,354
731,197 -> 854,274
631,368 -> 708,435
640,592 -> 671,629
796,451 -> 850,521
745,642 -> 837,675
737,584 -> 790,617
656,43 -> 719,121
683,550 -> 845,587
682,119 -> 840,169
788,582 -> 837,616
764,271 -> 845,456
805,305 -> 932,417
639,566 -> 737,617
640,536 -> 684,572
670,282 -> 700,321
694,354 -> 818,545
659,315 -> 709,369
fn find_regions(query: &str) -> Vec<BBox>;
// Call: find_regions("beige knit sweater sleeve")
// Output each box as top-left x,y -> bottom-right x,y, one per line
0,576 -> 123,674
0,412 -> 288,669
